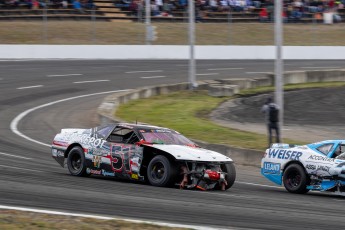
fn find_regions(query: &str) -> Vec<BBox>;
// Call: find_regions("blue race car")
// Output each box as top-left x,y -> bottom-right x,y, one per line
261,140 -> 345,195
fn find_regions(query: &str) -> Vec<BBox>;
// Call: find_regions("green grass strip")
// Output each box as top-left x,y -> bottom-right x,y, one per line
116,82 -> 345,151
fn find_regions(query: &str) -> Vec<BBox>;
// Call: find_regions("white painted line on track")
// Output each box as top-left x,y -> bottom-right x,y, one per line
0,205 -> 224,230
74,80 -> 110,84
47,74 -> 83,77
300,67 -> 340,69
141,76 -> 166,79
10,89 -> 130,148
246,72 -> 270,74
0,165 -> 43,172
0,152 -> 32,160
17,85 -> 43,90
196,73 -> 219,76
237,181 -> 282,189
207,68 -> 243,71
125,70 -> 163,74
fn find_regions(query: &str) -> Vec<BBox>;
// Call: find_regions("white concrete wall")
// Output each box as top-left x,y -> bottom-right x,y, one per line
1,45 -> 345,59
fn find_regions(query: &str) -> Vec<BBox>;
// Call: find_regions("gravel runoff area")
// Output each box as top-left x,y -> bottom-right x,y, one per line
211,87 -> 345,143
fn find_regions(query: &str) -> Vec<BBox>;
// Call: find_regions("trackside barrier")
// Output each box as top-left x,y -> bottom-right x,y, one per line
97,69 -> 345,166
3,45 -> 345,59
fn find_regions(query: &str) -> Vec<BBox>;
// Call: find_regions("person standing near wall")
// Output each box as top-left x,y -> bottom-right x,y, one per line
261,97 -> 280,147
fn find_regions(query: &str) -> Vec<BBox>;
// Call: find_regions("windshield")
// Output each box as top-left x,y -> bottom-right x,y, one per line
140,129 -> 195,145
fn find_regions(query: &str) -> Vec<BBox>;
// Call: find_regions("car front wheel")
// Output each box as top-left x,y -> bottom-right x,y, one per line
147,155 -> 176,187
283,164 -> 309,194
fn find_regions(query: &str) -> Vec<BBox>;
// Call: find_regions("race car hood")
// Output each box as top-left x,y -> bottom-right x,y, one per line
60,128 -> 90,135
150,144 -> 233,162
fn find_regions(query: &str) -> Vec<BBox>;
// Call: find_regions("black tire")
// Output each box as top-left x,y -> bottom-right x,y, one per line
147,155 -> 176,187
223,163 -> 236,190
215,163 -> 236,190
283,164 -> 309,194
67,146 -> 87,177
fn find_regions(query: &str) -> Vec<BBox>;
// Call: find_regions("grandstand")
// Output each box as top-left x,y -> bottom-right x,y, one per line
0,0 -> 344,23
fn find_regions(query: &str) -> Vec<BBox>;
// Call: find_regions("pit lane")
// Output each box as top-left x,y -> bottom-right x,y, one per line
1,60 -> 345,229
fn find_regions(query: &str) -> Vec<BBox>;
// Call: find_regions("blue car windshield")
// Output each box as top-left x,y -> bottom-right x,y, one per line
141,130 -> 194,145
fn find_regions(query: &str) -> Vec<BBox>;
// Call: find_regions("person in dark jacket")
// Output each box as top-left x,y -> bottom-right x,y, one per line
261,97 -> 280,147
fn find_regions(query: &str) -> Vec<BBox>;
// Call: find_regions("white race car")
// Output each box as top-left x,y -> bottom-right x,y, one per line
52,123 -> 236,191
261,140 -> 345,195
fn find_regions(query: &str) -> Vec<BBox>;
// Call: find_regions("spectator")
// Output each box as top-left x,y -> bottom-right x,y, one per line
151,0 -> 160,16
73,0 -> 85,13
219,0 -> 230,11
178,0 -> 187,10
289,6 -> 302,22
261,97 -> 280,147
62,0 -> 68,8
259,7 -> 268,22
155,0 -> 163,11
209,0 -> 219,11
32,0 -> 39,9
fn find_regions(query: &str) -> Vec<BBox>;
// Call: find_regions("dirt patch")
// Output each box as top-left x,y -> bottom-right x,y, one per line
0,210 -> 190,230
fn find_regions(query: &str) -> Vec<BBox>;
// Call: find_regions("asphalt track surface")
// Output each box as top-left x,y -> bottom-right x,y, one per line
2,59 -> 345,229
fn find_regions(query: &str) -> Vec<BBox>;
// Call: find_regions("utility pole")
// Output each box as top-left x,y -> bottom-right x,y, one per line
145,0 -> 151,45
188,0 -> 197,89
275,0 -> 284,132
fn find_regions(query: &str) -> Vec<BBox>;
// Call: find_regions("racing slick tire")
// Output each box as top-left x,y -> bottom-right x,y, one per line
283,164 -> 309,194
224,163 -> 236,190
147,155 -> 176,187
214,163 -> 236,190
67,146 -> 87,177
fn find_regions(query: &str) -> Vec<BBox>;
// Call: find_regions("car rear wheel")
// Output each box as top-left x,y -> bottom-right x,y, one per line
283,164 -> 309,194
67,146 -> 87,177
147,155 -> 176,187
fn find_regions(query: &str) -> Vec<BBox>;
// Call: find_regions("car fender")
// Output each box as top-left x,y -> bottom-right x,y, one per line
148,144 -> 233,162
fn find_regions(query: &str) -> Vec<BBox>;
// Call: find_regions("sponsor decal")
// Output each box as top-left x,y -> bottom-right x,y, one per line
268,149 -> 303,160
92,156 -> 102,168
263,162 -> 281,174
88,148 -> 109,156
308,155 -> 335,162
102,169 -> 115,177
317,165 -> 330,172
131,174 -> 139,180
63,132 -> 106,148
306,164 -> 316,170
89,169 -> 102,175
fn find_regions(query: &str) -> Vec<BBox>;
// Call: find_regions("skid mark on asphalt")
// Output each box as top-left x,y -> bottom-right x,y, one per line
0,165 -> 43,173
141,76 -> 166,79
73,80 -> 110,84
125,70 -> 163,74
0,152 -> 32,160
47,74 -> 83,77
17,85 -> 43,90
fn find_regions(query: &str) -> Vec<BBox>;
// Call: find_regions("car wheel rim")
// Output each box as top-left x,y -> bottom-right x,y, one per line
71,154 -> 82,171
151,162 -> 165,181
286,171 -> 301,188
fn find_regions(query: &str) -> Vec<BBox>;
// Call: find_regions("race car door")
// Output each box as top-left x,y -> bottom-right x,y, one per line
108,126 -> 144,181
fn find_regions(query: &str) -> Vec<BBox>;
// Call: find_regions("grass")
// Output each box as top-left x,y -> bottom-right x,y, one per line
1,21 -> 345,45
0,210 -> 189,230
116,82 -> 345,151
